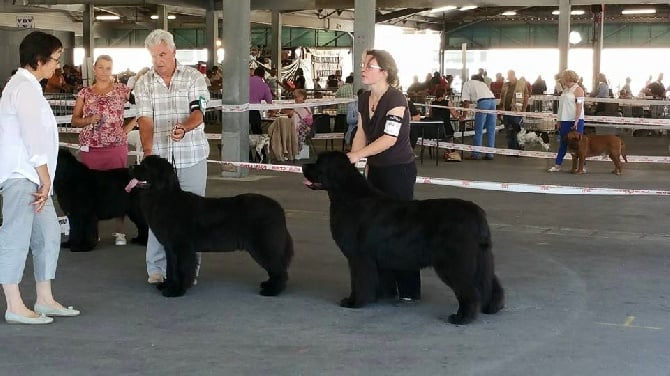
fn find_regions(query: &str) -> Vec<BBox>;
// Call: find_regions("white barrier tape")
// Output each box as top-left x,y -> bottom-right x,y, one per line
54,98 -> 355,124
211,160 -> 304,173
210,97 -> 355,112
420,102 -> 670,128
418,139 -> 670,164
415,176 -> 670,196
208,159 -> 670,196
529,94 -> 670,106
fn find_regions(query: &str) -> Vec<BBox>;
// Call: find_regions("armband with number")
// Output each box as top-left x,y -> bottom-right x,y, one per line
575,97 -> 585,104
383,114 -> 403,137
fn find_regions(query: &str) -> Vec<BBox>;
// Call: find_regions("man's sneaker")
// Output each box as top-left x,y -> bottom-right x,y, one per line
114,233 -> 127,246
147,273 -> 164,284
547,166 -> 561,172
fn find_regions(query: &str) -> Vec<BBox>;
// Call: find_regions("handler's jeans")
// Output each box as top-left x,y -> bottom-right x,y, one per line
0,178 -> 61,284
472,98 -> 497,159
555,119 -> 585,166
146,159 -> 207,278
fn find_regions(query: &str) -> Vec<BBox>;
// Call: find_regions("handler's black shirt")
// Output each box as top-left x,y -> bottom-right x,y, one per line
359,87 -> 415,167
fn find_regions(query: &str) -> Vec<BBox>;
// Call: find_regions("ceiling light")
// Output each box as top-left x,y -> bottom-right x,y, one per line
167,15 -> 176,20
552,10 -> 585,16
430,6 -> 457,13
460,6 -> 478,11
95,15 -> 120,21
150,15 -> 158,19
622,9 -> 656,15
501,11 -> 517,16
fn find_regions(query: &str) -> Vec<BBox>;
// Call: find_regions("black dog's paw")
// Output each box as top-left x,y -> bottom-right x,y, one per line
161,285 -> 186,297
130,236 -> 148,246
259,278 -> 286,296
339,297 -> 365,308
69,245 -> 95,252
446,313 -> 474,325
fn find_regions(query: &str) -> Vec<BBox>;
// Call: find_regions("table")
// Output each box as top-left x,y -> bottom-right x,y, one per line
410,120 -> 444,166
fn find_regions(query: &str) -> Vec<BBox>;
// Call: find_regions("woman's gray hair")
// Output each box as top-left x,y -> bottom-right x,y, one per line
145,29 -> 175,50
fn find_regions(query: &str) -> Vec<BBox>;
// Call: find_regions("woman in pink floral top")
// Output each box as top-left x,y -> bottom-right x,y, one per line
70,55 -> 134,245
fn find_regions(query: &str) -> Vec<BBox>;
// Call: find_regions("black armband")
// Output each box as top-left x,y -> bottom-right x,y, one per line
383,114 -> 403,137
189,96 -> 207,113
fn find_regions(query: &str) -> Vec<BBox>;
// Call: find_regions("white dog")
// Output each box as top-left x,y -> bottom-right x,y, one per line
517,129 -> 550,151
249,134 -> 271,163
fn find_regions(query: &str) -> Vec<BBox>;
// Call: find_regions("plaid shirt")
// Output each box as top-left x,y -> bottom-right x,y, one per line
135,62 -> 210,168
335,83 -> 354,114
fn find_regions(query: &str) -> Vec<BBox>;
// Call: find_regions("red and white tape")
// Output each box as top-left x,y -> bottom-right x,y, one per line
208,160 -> 670,196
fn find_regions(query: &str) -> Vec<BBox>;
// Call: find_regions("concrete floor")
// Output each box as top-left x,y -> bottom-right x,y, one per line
2,133 -> 670,376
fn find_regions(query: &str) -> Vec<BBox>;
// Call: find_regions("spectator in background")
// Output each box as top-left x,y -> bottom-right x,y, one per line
249,66 -> 273,134
335,75 -> 354,115
490,73 -> 504,99
479,68 -> 492,88
499,70 -> 529,151
45,67 -> 65,93
285,88 -> 312,151
345,88 -> 363,146
531,75 -> 547,111
460,74 -> 497,160
70,55 -> 134,246
645,73 -> 665,99
531,75 -> 547,95
591,73 -> 610,114
293,68 -> 306,90
619,77 -> 633,99
266,67 -> 279,99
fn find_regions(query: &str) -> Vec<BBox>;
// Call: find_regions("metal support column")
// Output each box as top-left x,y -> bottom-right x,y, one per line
592,4 -> 604,92
83,4 -> 94,59
353,0 -> 376,92
205,10 -> 219,68
157,5 -> 168,31
221,0 -> 250,177
557,0 -> 571,73
271,10 -> 282,95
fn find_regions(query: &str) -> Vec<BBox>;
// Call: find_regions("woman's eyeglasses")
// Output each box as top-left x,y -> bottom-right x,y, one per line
48,56 -> 61,64
360,63 -> 382,70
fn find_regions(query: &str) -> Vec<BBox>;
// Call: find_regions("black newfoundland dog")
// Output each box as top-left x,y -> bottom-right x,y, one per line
126,155 -> 293,298
54,148 -> 148,252
303,151 -> 504,325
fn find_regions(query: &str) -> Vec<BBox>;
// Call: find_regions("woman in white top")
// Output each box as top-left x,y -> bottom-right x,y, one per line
0,31 -> 80,324
548,69 -> 585,172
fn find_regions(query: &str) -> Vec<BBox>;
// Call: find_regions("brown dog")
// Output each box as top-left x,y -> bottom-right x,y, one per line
565,130 -> 628,175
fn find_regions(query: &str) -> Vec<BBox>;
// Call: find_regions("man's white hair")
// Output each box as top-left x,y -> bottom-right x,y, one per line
145,29 -> 175,50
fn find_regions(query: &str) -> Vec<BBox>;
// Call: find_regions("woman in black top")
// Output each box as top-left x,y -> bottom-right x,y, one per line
348,49 -> 420,302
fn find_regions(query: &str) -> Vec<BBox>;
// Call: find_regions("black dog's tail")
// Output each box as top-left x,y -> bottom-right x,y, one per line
476,215 -> 505,315
282,231 -> 294,270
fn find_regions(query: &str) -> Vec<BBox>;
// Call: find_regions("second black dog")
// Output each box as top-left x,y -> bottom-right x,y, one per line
303,151 -> 504,325
54,148 -> 148,252
127,155 -> 293,298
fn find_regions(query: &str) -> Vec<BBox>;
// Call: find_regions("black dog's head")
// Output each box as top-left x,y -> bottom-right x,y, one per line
302,151 -> 366,192
56,147 -> 86,182
126,155 -> 180,192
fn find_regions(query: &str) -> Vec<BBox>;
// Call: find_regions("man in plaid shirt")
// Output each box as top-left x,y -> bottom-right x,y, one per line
134,29 -> 210,285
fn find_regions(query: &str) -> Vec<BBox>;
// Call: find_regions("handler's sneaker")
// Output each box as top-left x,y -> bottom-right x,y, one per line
113,233 -> 127,246
547,166 -> 561,172
147,273 -> 164,284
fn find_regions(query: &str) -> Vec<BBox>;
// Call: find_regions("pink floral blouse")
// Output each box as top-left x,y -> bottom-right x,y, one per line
77,83 -> 130,148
